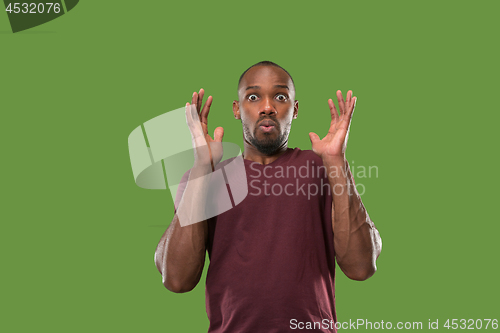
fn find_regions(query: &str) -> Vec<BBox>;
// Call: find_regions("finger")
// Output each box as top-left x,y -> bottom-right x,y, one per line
186,103 -> 203,138
328,98 -> 339,122
213,126 -> 224,142
345,96 -> 355,121
345,91 -> 354,120
346,90 -> 352,109
191,92 -> 197,109
197,88 -> 205,114
342,96 -> 356,131
185,102 -> 195,130
337,90 -> 345,116
349,96 -> 357,117
186,103 -> 196,126
200,95 -> 213,125
308,132 -> 321,145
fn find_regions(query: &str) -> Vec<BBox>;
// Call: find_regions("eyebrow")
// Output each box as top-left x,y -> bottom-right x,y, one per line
245,85 -> 290,91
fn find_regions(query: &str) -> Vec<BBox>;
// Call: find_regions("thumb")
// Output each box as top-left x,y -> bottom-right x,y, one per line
309,132 -> 320,145
214,127 -> 224,142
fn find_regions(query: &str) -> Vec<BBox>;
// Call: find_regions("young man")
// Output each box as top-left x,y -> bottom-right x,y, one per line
155,61 -> 382,333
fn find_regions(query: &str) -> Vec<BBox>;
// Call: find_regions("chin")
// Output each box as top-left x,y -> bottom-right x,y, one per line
253,138 -> 285,155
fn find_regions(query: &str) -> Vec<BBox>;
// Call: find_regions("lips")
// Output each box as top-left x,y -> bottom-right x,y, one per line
259,119 -> 276,127
258,119 -> 276,133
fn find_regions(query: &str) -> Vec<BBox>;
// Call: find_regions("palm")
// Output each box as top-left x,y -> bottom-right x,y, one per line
201,122 -> 223,165
309,90 -> 356,159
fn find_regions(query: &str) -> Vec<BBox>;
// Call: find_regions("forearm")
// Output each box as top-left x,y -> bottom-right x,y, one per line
155,215 -> 207,293
154,165 -> 212,292
324,156 -> 382,281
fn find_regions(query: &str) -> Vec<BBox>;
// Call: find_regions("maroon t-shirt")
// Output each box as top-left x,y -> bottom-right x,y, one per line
175,148 -> 337,333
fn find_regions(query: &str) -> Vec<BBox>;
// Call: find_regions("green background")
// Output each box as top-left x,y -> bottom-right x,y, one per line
1,1 -> 498,332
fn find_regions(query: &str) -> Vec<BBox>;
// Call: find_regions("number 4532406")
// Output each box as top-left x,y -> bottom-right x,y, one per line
5,3 -> 61,14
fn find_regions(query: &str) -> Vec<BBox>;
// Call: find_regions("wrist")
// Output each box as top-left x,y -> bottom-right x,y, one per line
191,162 -> 214,176
321,154 -> 347,166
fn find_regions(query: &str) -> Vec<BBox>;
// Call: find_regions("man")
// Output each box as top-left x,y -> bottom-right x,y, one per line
155,61 -> 382,332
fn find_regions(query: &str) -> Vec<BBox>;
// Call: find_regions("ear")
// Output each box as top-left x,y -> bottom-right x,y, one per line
232,100 -> 241,119
293,100 -> 299,119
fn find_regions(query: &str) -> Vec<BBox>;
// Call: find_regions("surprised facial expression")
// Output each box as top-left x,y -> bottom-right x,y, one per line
233,65 -> 298,155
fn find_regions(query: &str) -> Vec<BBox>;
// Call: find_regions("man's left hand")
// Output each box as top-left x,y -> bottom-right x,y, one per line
309,90 -> 356,161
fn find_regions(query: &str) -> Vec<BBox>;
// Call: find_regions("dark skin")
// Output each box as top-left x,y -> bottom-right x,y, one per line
232,65 -> 298,165
155,65 -> 381,292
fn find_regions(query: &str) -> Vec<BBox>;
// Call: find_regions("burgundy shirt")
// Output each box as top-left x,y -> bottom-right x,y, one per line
175,148 -> 337,333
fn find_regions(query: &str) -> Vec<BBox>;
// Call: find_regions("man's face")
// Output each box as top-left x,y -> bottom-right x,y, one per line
233,65 -> 298,155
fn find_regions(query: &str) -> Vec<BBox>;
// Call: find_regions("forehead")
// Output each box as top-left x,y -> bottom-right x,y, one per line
239,65 -> 293,90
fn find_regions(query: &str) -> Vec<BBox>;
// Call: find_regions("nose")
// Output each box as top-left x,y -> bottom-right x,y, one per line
259,97 -> 276,116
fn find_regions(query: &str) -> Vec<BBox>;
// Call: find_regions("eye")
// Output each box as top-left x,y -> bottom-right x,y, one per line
275,94 -> 288,102
248,94 -> 259,101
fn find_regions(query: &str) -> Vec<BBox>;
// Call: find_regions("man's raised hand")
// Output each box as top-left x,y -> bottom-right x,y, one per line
309,90 -> 356,160
185,89 -> 224,169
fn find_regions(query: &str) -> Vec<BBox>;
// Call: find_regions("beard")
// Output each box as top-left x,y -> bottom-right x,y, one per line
243,118 -> 290,155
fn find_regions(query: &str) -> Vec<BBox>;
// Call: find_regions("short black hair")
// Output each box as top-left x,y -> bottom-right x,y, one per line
238,61 -> 295,90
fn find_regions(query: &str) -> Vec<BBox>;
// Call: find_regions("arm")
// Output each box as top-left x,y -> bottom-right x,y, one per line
155,212 -> 208,293
154,89 -> 224,292
309,90 -> 382,281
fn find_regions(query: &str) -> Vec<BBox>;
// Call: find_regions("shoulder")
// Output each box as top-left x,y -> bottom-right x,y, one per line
179,156 -> 237,182
288,147 -> 322,163
214,156 -> 238,171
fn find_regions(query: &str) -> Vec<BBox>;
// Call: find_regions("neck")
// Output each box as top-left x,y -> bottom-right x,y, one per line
242,139 -> 289,165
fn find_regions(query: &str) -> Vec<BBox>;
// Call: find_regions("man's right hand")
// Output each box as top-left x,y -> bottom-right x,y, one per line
186,88 -> 224,170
